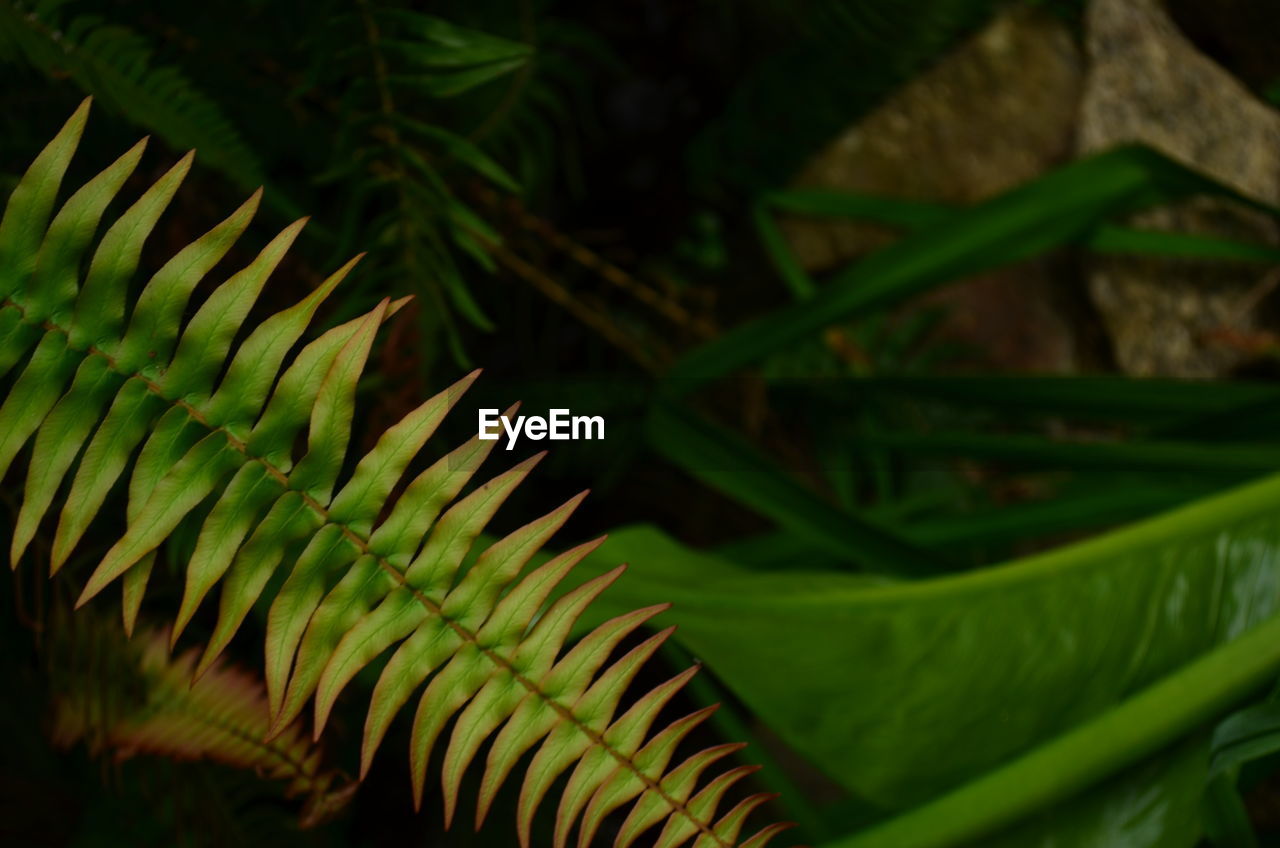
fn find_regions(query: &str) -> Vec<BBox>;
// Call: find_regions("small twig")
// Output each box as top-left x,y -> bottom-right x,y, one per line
476,187 -> 718,338
467,0 -> 537,144
1230,266 -> 1280,323
485,240 -> 667,373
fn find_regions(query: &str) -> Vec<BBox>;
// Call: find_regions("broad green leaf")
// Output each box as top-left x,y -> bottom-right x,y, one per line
557,470 -> 1280,829
821,633 -> 1271,848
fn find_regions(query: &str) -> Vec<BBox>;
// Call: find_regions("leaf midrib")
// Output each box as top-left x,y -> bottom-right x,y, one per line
3,294 -> 730,846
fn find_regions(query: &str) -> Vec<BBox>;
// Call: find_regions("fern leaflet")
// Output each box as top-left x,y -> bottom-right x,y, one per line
0,102 -> 793,848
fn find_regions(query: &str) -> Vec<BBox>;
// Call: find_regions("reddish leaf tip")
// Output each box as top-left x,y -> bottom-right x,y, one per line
73,585 -> 95,609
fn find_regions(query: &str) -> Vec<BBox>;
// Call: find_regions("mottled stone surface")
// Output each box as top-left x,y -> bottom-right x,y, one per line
783,6 -> 1083,270
1079,0 -> 1280,377
779,6 -> 1087,373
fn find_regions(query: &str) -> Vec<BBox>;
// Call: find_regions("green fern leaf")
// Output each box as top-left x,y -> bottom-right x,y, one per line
48,608 -> 355,827
1,106 -> 795,848
0,2 -> 262,188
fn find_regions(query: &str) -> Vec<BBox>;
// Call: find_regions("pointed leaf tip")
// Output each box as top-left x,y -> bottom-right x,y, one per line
73,585 -> 93,609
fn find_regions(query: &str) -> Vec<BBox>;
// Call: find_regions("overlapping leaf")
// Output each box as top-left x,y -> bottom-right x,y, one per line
0,104 -> 792,848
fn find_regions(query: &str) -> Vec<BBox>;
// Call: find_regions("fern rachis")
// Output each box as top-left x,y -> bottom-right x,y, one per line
0,101 -> 793,848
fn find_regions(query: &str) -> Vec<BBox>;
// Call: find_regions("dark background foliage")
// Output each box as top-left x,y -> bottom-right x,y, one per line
7,0 -> 1280,846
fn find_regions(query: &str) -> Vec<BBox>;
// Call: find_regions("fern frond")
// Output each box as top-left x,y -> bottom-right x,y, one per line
305,0 -> 533,362
2,104 -> 793,848
0,0 -> 262,188
48,608 -> 355,827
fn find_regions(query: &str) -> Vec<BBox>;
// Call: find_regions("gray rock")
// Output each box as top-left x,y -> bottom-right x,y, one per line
780,6 -> 1087,373
1079,0 -> 1280,377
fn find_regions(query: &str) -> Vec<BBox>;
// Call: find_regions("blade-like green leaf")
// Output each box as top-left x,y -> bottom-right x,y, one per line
158,218 -> 307,399
116,190 -> 261,370
0,97 -> 90,296
863,430 -> 1280,473
558,468 -> 1280,828
0,332 -> 81,484
11,355 -> 120,565
52,378 -> 164,572
646,400 -> 943,576
197,492 -> 324,679
171,462 -> 286,643
77,433 -> 241,604
20,138 -> 147,323
67,150 -> 193,350
671,146 -> 1279,391
247,297 -> 411,469
286,299 -> 387,501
